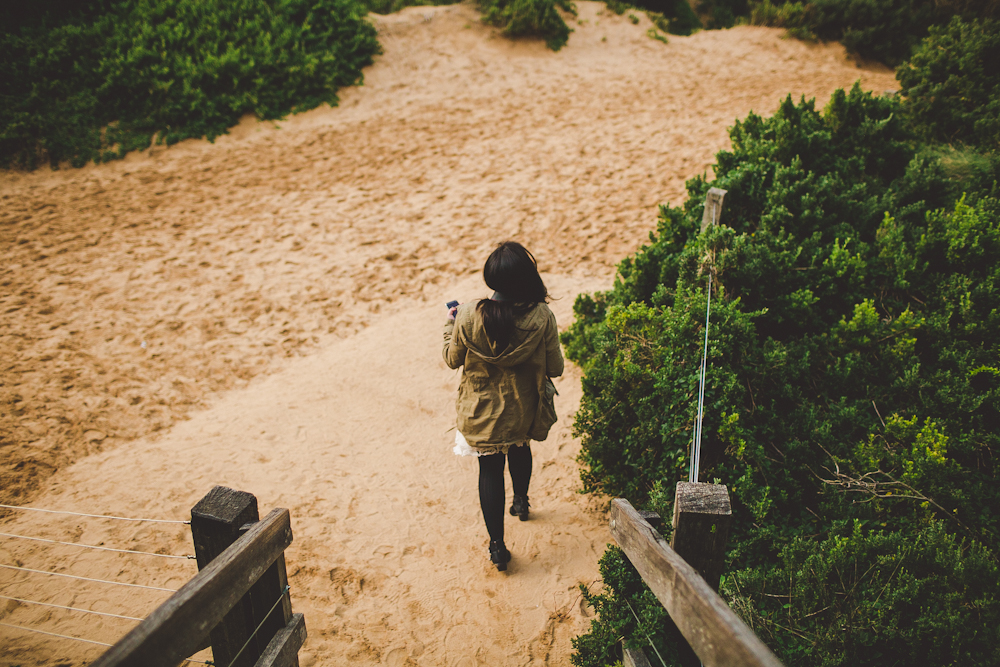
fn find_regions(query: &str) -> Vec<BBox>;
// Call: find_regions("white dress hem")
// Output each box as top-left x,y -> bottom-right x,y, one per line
453,431 -> 526,457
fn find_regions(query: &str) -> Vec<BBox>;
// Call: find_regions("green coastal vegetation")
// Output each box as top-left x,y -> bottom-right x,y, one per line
479,0 -> 578,50
1,0 -> 383,169
0,0 -> 582,169
736,0 -> 998,65
567,16 -> 1000,667
8,0 -> 991,169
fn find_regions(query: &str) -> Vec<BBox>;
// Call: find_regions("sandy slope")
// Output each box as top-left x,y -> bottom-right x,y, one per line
0,3 -> 896,664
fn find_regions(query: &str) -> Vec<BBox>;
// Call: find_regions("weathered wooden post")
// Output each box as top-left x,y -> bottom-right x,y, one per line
191,486 -> 296,667
671,482 -> 732,592
671,482 -> 732,667
701,187 -> 728,233
619,483 -> 732,667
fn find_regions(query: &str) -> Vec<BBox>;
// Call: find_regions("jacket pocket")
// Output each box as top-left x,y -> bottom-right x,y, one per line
528,377 -> 558,441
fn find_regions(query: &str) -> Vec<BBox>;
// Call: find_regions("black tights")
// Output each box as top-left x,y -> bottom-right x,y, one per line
477,444 -> 532,544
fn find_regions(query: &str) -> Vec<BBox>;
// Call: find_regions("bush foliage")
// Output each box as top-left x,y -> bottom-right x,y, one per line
606,0 -> 702,35
898,17 -> 1000,151
712,0 -> 999,65
567,84 -> 1000,666
478,0 -> 576,50
1,0 -> 583,169
1,0 -> 381,168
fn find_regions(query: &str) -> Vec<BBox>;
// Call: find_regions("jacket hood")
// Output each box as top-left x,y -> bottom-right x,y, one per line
459,301 -> 549,368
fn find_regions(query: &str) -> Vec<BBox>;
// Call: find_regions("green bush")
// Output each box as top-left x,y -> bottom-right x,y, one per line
696,0 -> 748,28
745,0 -> 815,39
742,0 -> 936,64
479,0 -> 576,50
740,0 -> 998,65
0,0 -> 381,168
728,521 -> 1000,666
806,0 -> 939,65
898,17 -> 1000,151
605,0 -> 701,35
568,85 -> 1000,666
662,0 -> 1000,63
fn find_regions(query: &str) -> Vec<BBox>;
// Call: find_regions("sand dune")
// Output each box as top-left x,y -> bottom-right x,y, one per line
0,3 -> 896,664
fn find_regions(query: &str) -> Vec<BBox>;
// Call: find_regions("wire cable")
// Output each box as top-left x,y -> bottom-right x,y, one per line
225,585 -> 290,667
0,594 -> 144,621
0,621 -> 213,664
690,199 -> 718,485
692,272 -> 711,484
0,564 -> 177,592
0,531 -> 195,560
0,503 -> 190,524
623,598 -> 669,667
0,620 -> 112,647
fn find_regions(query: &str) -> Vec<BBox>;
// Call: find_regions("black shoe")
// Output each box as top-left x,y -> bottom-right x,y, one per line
490,540 -> 511,571
510,495 -> 530,521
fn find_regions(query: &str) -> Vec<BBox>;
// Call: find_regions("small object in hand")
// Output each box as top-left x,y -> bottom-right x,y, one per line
446,300 -> 459,310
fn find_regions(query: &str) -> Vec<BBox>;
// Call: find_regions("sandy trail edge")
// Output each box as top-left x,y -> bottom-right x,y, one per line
0,2 -> 899,664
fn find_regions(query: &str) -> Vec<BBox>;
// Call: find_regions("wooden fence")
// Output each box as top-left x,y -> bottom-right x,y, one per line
610,482 -> 784,667
92,486 -> 306,667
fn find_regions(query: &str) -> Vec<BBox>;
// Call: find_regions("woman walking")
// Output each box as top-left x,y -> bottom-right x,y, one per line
443,241 -> 564,571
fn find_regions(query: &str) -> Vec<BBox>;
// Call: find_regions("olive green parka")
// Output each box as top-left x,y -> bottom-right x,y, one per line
443,300 -> 564,449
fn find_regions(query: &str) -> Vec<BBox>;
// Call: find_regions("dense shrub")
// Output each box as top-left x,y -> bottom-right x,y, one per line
729,521 -> 1000,666
803,0 -> 939,65
479,0 -> 576,50
0,0 -> 381,168
737,0 -> 999,65
567,85 -> 1000,666
898,17 -> 1000,151
745,0 -> 814,39
633,0 -> 999,54
605,0 -> 701,35
741,0 -> 936,64
695,0 -> 748,28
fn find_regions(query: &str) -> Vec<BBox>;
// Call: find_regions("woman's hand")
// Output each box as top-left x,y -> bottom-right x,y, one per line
448,304 -> 460,320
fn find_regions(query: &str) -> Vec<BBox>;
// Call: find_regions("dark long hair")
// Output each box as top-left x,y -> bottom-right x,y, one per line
477,241 -> 549,350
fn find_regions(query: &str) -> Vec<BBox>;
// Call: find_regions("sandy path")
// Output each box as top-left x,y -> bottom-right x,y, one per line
1,3 -> 896,664
0,272 -> 608,666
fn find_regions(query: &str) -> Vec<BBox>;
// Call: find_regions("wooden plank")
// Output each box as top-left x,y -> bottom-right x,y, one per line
623,646 -> 653,667
190,486 -> 262,667
253,613 -> 307,667
610,499 -> 784,667
92,508 -> 293,667
671,482 -> 731,593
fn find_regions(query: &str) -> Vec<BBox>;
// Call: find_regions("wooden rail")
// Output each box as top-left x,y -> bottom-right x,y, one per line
92,487 -> 306,667
610,486 -> 784,667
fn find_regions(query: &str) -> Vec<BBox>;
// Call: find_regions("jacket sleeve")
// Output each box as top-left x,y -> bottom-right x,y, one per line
545,308 -> 564,378
443,316 -> 466,369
